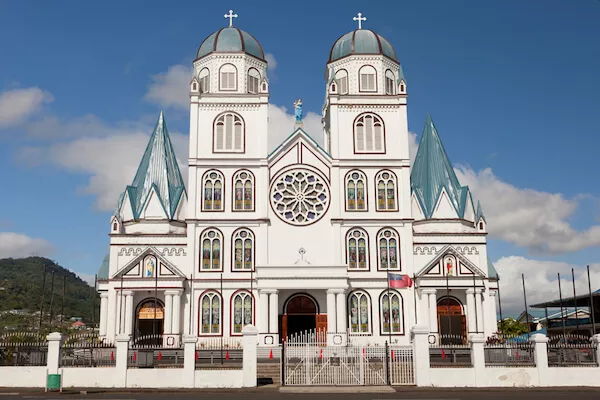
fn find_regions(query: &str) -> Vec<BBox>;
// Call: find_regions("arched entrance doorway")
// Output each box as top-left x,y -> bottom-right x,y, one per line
437,297 -> 466,343
281,294 -> 325,341
135,299 -> 164,339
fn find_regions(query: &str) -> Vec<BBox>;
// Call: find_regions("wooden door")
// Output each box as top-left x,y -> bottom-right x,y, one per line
316,314 -> 327,341
280,314 -> 287,342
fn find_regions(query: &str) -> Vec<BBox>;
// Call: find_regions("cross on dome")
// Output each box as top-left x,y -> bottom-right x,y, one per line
224,9 -> 238,27
353,12 -> 366,30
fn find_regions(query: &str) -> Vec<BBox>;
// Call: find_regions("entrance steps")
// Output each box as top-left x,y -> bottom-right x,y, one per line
257,362 -> 281,385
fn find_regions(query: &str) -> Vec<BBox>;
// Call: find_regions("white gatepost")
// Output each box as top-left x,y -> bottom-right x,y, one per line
411,325 -> 431,387
115,334 -> 130,388
242,325 -> 259,387
46,332 -> 62,375
593,334 -> 600,366
532,333 -> 548,387
183,335 -> 197,388
469,333 -> 485,387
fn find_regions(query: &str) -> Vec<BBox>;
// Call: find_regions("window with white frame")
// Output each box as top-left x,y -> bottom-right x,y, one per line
335,69 -> 348,94
376,170 -> 397,211
200,229 -> 222,271
347,228 -> 368,270
232,228 -> 254,271
214,112 -> 244,152
202,170 -> 224,211
232,291 -> 253,334
233,170 -> 254,211
219,64 -> 237,91
378,228 -> 399,270
346,170 -> 366,211
380,290 -> 403,334
199,291 -> 221,335
247,68 -> 260,94
199,68 -> 210,93
354,113 -> 384,153
359,65 -> 377,92
349,291 -> 371,333
385,70 -> 395,95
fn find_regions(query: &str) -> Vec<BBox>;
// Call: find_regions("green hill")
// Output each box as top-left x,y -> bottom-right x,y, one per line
0,257 -> 98,330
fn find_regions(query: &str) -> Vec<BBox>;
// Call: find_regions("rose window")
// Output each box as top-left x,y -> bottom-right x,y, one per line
270,169 -> 330,225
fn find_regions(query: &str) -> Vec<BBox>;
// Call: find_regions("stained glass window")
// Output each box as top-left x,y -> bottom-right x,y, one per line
346,170 -> 366,211
200,229 -> 222,271
233,229 -> 254,271
347,229 -> 368,270
200,291 -> 221,335
233,170 -> 254,211
354,113 -> 384,153
375,171 -> 397,211
349,291 -> 370,333
232,291 -> 253,334
381,291 -> 403,334
378,228 -> 399,270
202,170 -> 224,211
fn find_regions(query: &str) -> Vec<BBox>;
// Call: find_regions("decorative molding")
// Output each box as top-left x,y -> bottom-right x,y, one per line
197,104 -> 261,112
161,247 -> 187,257
118,247 -> 143,256
413,246 -> 438,256
339,104 -> 401,111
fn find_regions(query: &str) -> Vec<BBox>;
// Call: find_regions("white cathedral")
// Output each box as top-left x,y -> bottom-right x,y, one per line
97,12 -> 499,347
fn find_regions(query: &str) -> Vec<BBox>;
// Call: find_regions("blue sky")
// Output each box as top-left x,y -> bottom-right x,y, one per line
1,0 -> 599,311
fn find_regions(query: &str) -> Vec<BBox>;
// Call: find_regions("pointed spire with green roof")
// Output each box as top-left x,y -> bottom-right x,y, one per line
122,111 -> 186,220
410,114 -> 471,219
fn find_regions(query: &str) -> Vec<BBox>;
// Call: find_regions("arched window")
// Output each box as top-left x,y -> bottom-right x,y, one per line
348,291 -> 371,333
202,170 -> 224,211
380,290 -> 404,334
347,228 -> 368,270
199,68 -> 210,93
378,228 -> 399,270
200,229 -> 222,271
345,170 -> 367,211
231,291 -> 253,334
359,65 -> 377,92
385,70 -> 395,95
199,291 -> 221,335
376,170 -> 397,211
219,64 -> 237,91
354,113 -> 384,153
232,228 -> 254,271
214,112 -> 244,152
247,68 -> 260,94
335,69 -> 348,94
233,170 -> 254,211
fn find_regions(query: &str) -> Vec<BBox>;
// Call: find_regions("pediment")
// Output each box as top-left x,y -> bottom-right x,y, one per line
112,247 -> 186,279
416,245 -> 486,278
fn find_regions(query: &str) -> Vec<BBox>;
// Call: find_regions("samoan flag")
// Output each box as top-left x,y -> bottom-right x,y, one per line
388,273 -> 413,289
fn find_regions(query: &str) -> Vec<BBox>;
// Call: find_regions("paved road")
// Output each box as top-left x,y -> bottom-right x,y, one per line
5,387 -> 600,400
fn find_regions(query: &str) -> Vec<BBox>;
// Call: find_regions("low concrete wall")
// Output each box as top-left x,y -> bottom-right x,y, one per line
127,368 -> 186,388
195,369 -> 243,388
61,367 -> 120,388
0,367 -> 47,388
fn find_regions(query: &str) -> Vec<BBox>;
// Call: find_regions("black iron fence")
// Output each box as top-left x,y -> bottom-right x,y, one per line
0,333 -> 48,367
484,334 -> 536,367
195,337 -> 243,368
429,334 -> 472,367
60,333 -> 116,367
128,334 -> 183,369
547,334 -> 598,367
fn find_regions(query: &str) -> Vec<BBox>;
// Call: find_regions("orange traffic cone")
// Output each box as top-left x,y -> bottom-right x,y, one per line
195,351 -> 199,360
441,349 -> 446,359
269,349 -> 273,359
157,351 -> 163,361
110,351 -> 115,362
225,351 -> 230,360
362,348 -> 365,357
516,351 -> 520,359
132,351 -> 137,361
391,350 -> 395,360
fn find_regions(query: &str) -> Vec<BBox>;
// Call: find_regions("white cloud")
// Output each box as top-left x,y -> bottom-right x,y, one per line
265,53 -> 277,71
457,167 -> 600,255
494,256 -> 600,315
268,104 -> 323,150
0,87 -> 54,128
144,65 -> 193,110
408,131 -> 418,165
0,232 -> 54,258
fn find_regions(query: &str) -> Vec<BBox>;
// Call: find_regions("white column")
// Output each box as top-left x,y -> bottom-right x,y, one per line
411,325 -> 431,386
475,289 -> 484,335
421,289 -> 437,334
172,290 -> 182,335
326,290 -> 337,332
268,290 -> 279,334
46,332 -> 62,375
258,290 -> 269,333
242,325 -> 259,387
336,291 -> 346,334
99,293 -> 109,337
164,292 -> 173,334
124,291 -> 134,336
487,290 -> 498,336
466,288 -> 476,334
115,291 -> 123,334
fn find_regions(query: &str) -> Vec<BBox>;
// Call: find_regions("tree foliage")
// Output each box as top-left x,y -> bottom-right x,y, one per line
497,318 -> 528,335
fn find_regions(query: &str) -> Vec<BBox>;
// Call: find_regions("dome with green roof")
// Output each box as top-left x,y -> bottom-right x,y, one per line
196,27 -> 265,61
329,29 -> 398,63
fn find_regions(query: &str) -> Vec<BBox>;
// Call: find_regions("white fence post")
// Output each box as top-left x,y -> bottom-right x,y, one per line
593,334 -> 600,367
532,333 -> 548,387
46,332 -> 62,375
183,335 -> 197,388
469,333 -> 485,387
411,325 -> 431,387
115,334 -> 130,388
242,325 -> 259,387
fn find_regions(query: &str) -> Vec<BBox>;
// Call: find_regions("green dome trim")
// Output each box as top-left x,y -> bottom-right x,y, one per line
196,27 -> 265,61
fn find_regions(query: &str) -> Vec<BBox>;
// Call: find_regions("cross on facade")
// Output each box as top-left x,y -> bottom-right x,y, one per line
224,9 -> 238,27
353,12 -> 366,30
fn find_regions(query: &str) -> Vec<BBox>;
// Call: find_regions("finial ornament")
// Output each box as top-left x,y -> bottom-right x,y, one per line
353,12 -> 366,30
293,98 -> 303,127
224,9 -> 238,27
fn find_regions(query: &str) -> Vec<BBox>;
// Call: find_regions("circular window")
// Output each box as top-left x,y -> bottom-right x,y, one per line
270,168 -> 330,226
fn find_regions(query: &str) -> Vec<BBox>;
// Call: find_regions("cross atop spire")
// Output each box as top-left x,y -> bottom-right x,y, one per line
224,9 -> 238,27
353,12 -> 366,30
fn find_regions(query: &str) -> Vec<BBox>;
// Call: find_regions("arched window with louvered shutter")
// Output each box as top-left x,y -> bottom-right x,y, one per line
213,112 -> 244,153
354,113 -> 385,153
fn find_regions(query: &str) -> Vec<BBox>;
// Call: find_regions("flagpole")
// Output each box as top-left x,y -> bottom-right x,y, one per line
92,274 -> 97,332
38,263 -> 47,333
445,271 -> 451,342
572,268 -> 580,334
387,272 -> 392,345
522,274 -> 530,335
48,270 -> 56,328
558,273 -> 566,337
588,266 -> 596,334
497,277 -> 504,335
189,273 -> 193,335
60,273 -> 66,331
472,273 -> 478,334
120,274 -> 124,334
412,274 -> 417,325
220,272 -> 224,365
154,260 -> 158,337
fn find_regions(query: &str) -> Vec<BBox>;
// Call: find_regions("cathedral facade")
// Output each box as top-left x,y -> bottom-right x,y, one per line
97,16 -> 498,347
